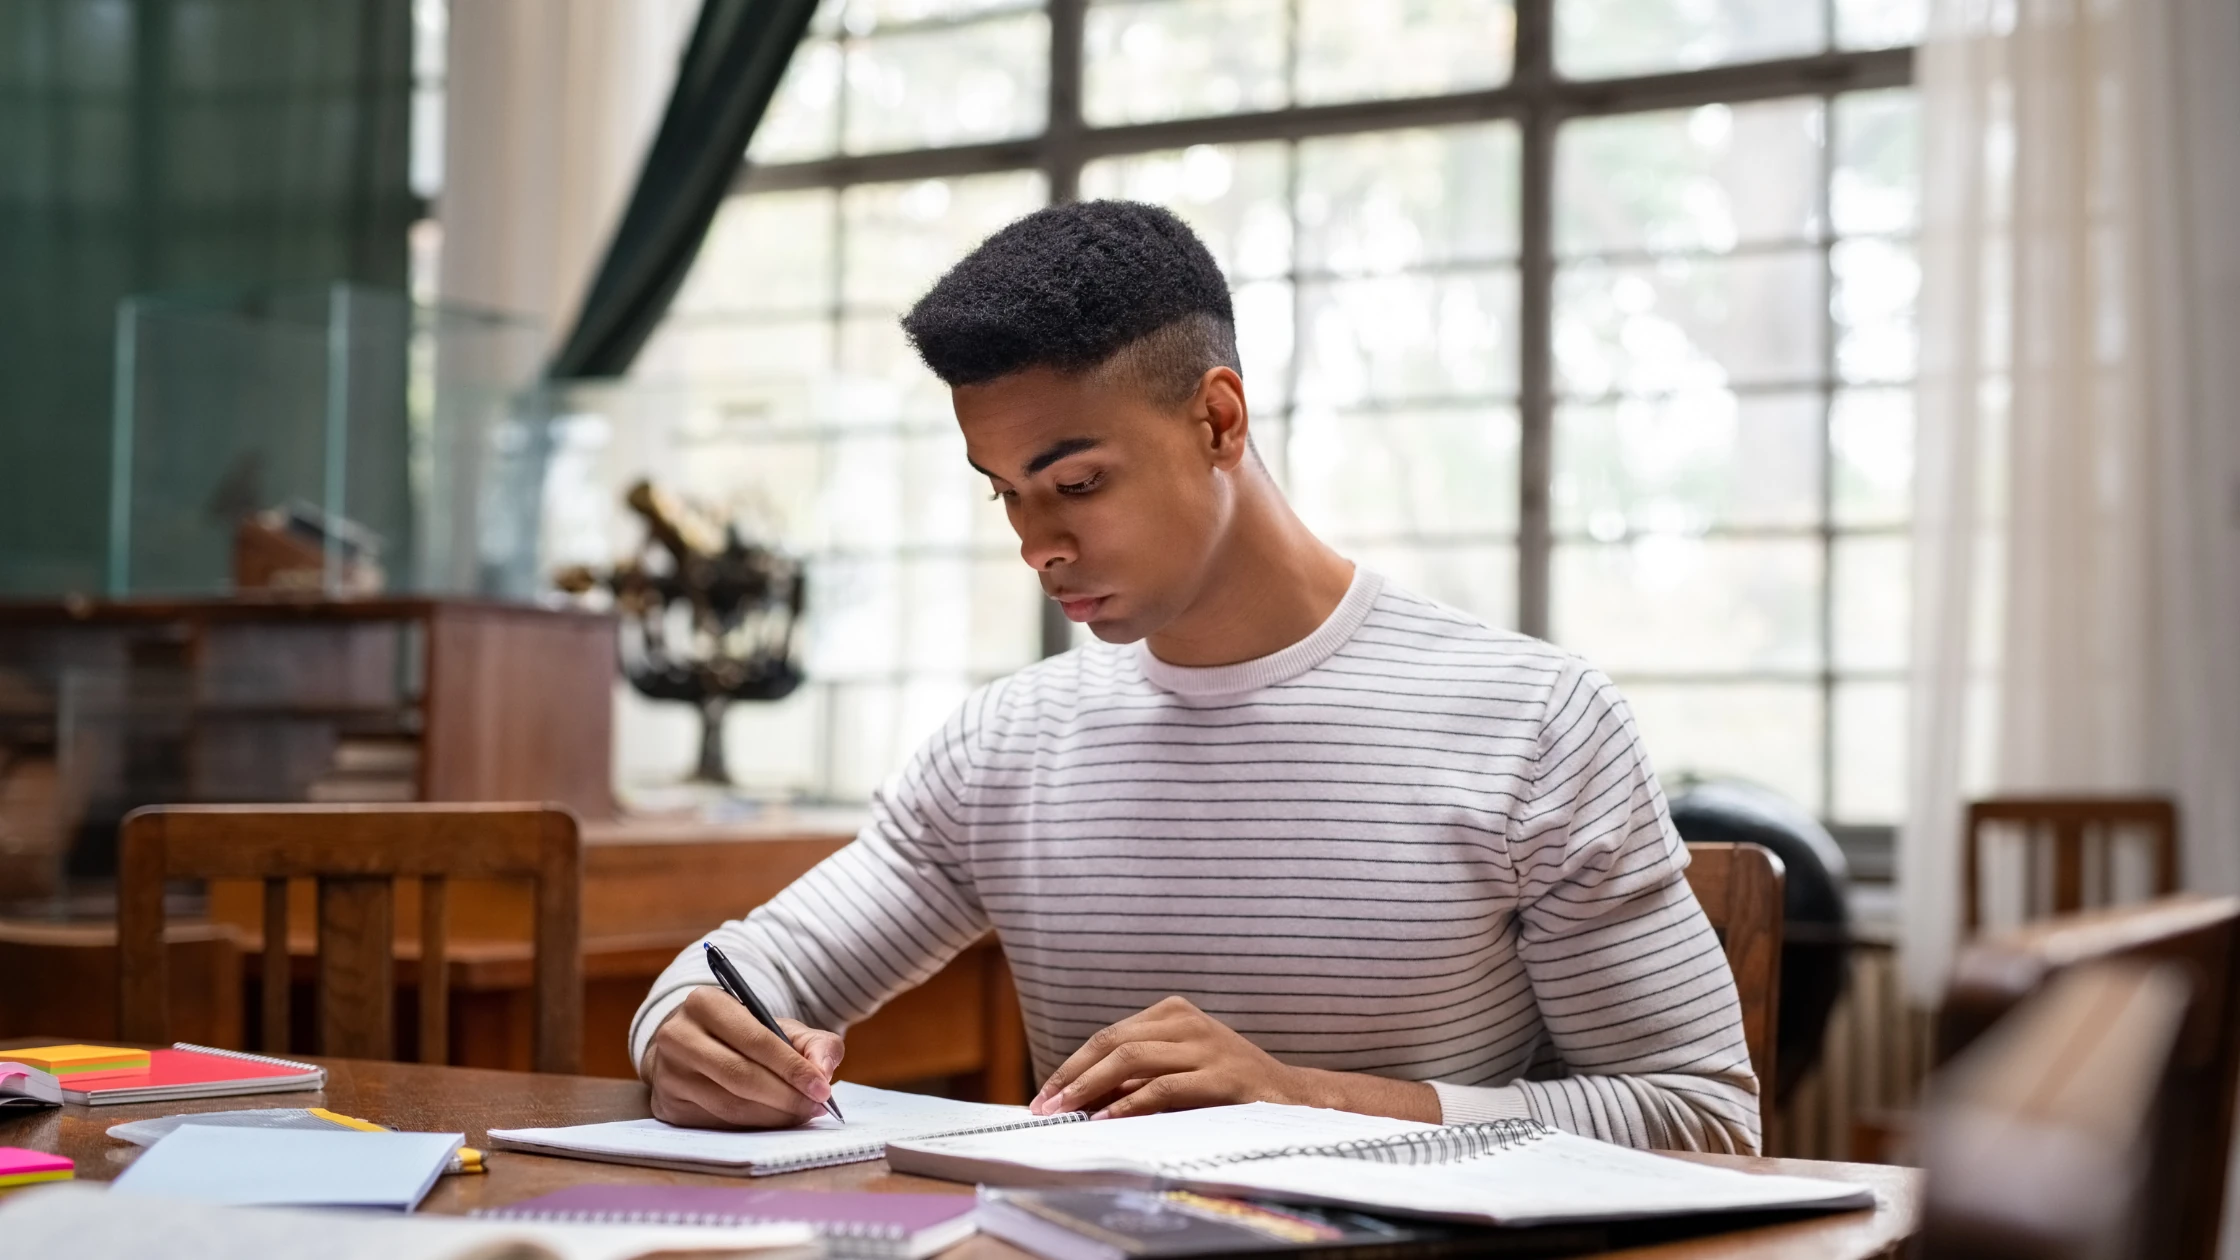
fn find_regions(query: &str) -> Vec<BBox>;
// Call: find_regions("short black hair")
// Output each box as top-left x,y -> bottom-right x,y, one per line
900,200 -> 1239,405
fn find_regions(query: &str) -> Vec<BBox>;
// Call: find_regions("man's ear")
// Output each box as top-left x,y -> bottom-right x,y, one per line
1197,367 -> 1250,471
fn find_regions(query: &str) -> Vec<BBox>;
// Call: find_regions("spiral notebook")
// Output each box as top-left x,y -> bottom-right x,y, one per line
474,1187 -> 978,1260
487,1082 -> 1087,1176
889,1103 -> 1875,1228
49,1044 -> 325,1106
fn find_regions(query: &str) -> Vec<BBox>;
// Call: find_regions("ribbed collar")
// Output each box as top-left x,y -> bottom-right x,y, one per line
1134,567 -> 1383,697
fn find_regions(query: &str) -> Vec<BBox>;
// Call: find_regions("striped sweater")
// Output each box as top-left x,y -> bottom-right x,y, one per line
632,568 -> 1761,1152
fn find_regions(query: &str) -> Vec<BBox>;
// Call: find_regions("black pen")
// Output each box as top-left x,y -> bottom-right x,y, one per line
703,942 -> 846,1123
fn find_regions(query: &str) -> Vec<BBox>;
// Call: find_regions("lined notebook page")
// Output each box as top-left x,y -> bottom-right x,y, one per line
893,1102 -> 1437,1176
490,1082 -> 1076,1174
1187,1131 -> 1875,1226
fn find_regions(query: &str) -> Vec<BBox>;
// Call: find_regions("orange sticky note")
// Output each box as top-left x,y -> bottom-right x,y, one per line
6,1045 -> 150,1075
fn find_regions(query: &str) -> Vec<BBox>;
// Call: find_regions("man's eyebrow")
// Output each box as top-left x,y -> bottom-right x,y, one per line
1023,437 -> 1101,476
966,437 -> 1104,482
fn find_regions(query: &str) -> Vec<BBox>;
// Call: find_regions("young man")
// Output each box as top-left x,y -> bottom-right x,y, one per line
633,201 -> 1759,1153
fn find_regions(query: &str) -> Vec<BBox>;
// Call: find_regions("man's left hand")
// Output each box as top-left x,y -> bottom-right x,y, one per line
1027,995 -> 1440,1123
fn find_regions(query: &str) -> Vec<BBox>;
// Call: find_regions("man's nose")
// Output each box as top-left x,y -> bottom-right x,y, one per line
1017,509 -> 1078,573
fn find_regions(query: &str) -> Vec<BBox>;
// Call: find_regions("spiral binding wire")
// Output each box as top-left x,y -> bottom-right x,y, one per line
475,1207 -> 912,1237
1159,1118 -> 1552,1173
171,1042 -> 324,1074
747,1107 -> 1093,1174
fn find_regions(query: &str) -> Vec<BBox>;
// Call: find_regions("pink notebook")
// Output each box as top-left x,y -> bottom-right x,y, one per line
475,1186 -> 978,1259
57,1044 -> 325,1107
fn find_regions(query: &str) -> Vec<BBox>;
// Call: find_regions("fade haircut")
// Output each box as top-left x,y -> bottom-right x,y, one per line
900,200 -> 1240,408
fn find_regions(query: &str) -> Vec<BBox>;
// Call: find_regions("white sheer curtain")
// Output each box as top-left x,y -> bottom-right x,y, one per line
1902,0 -> 2240,1003
438,0 -> 702,344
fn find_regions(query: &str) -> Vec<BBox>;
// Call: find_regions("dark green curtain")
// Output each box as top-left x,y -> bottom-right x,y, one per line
546,0 -> 819,380
0,0 -> 413,595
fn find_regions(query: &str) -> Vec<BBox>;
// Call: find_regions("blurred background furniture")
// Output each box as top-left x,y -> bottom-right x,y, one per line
1674,781 -> 1850,1105
1915,960 -> 2193,1260
118,803 -> 584,1072
0,597 -> 615,905
1931,895 -> 2240,1260
0,919 -> 243,1048
1963,796 -> 2180,933
1679,840 -> 1784,1131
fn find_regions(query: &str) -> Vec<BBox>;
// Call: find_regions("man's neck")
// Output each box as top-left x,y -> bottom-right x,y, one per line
1144,470 -> 1355,668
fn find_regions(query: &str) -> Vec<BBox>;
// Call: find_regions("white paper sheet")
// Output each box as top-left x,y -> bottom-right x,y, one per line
488,1081 -> 1064,1174
891,1102 -> 1436,1177
1186,1131 -> 1876,1226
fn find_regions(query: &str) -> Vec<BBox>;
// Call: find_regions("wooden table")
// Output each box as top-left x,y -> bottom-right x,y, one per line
0,1047 -> 1918,1259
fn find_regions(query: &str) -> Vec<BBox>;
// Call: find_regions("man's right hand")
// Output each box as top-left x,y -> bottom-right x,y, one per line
645,985 -> 846,1129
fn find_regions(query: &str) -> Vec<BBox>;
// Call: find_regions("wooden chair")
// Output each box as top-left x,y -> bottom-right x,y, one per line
1964,796 -> 2179,932
1935,895 -> 2240,1260
1683,841 -> 1785,1129
118,803 -> 583,1073
1917,959 -> 2193,1260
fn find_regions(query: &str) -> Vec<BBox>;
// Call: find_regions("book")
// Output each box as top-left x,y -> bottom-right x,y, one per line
3,1182 -> 821,1260
976,1188 -> 1598,1260
0,1148 -> 72,1193
50,1043 -> 325,1106
110,1123 -> 464,1211
887,1103 -> 1876,1228
6,1044 -> 149,1074
475,1186 -> 979,1259
0,1063 -> 62,1112
488,1080 -> 1087,1176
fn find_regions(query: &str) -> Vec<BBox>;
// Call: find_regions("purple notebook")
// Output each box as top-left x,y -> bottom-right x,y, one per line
474,1186 -> 979,1258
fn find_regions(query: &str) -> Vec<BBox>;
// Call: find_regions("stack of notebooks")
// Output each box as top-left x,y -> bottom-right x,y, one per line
2,1043 -> 324,1106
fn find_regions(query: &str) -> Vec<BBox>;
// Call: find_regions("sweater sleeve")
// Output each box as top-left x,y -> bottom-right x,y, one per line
628,687 -> 998,1074
1448,658 -> 1762,1153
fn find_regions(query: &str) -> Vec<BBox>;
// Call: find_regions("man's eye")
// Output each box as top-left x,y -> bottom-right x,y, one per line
988,487 -> 1016,502
1056,471 -> 1104,496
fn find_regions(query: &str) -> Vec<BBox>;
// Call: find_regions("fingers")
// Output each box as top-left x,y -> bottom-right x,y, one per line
1042,1041 -> 1196,1117
1096,1072 -> 1218,1121
647,989 -> 846,1129
657,1016 -> 824,1128
1032,1006 -> 1194,1114
783,1018 -> 846,1080
689,988 -> 835,1104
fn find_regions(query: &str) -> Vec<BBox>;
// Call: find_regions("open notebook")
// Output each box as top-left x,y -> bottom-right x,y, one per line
488,1081 -> 1087,1176
888,1103 -> 1876,1229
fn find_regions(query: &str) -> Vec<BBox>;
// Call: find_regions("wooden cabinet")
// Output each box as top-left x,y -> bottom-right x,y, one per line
0,597 -> 614,898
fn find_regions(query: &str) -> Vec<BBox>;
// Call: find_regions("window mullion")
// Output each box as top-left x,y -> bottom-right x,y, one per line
1515,0 -> 1556,640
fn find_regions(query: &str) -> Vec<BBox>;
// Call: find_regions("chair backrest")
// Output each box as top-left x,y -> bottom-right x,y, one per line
1683,841 -> 1785,1126
1937,894 -> 2240,1260
1917,960 -> 2193,1260
118,803 -> 582,1073
1964,796 -> 2179,932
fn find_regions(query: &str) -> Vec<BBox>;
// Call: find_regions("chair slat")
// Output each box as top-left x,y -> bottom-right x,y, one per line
2054,819 -> 2085,914
317,876 -> 395,1060
419,875 -> 448,1065
262,877 -> 291,1054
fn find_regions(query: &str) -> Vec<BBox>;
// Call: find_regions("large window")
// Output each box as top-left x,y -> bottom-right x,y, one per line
635,0 -> 1921,826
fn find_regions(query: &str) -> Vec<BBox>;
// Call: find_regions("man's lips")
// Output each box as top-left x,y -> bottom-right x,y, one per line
1052,594 -> 1109,622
